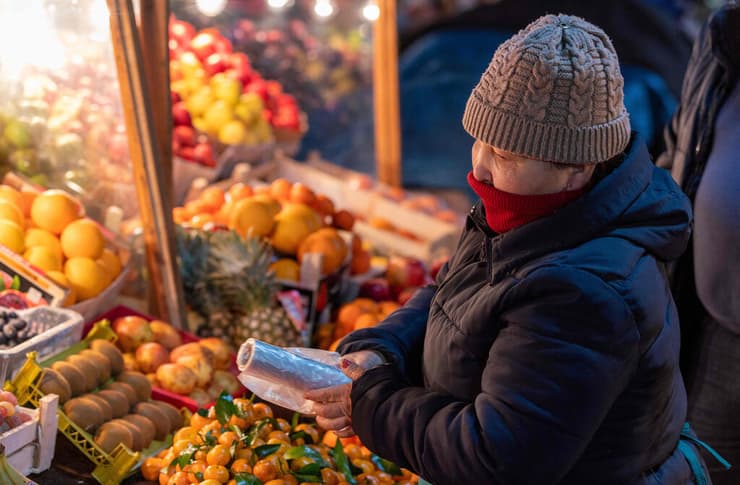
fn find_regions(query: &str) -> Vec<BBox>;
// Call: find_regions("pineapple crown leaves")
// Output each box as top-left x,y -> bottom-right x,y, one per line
175,226 -> 279,316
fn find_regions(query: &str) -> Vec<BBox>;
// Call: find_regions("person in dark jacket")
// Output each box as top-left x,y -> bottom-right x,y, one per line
657,3 -> 740,484
306,14 -> 708,484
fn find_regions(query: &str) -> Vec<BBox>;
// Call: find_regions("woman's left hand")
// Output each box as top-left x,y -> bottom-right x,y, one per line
304,351 -> 385,437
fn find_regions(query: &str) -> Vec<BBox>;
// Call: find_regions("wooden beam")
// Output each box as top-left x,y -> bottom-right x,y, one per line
106,0 -> 186,326
372,0 -> 402,187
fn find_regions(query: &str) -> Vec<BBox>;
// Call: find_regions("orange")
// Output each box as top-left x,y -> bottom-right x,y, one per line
0,219 -> 25,253
217,431 -> 239,447
353,312 -> 380,330
203,464 -> 229,483
97,247 -> 122,280
353,298 -> 379,313
230,458 -> 252,474
18,190 -> 36,217
250,194 -> 281,217
269,178 -> 292,201
25,228 -> 63,262
311,193 -> 335,218
289,182 -> 316,205
199,480 -> 222,485
227,182 -> 253,202
252,402 -> 273,420
379,301 -> 400,317
165,471 -> 190,485
228,198 -> 275,238
331,210 -> 355,231
268,258 -> 300,282
337,303 -> 367,329
46,270 -> 76,305
172,206 -> 190,224
206,444 -> 230,466
271,203 -> 322,255
0,185 -> 22,208
64,257 -> 108,300
30,190 -> 82,234
199,187 -> 226,212
350,249 -> 371,275
252,460 -> 277,482
60,218 -> 104,259
0,200 -> 24,227
24,245 -> 62,272
141,457 -> 162,480
297,227 -> 348,275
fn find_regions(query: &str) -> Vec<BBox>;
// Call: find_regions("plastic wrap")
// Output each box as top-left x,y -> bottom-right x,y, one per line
237,338 -> 350,414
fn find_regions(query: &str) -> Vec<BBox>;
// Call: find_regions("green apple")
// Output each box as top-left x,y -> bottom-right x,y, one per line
204,100 -> 234,136
218,120 -> 247,145
210,73 -> 241,106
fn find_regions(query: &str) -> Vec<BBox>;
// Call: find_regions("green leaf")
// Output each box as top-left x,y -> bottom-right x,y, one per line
215,392 -> 238,424
243,419 -> 270,446
0,277 -> 5,291
289,430 -> 314,445
333,440 -> 358,485
291,463 -> 322,483
197,408 -> 208,417
254,443 -> 281,459
169,445 -> 197,469
195,472 -> 203,481
234,473 -> 264,485
283,445 -> 329,467
201,430 -> 217,447
11,275 -> 20,290
291,412 -> 299,430
371,454 -> 402,475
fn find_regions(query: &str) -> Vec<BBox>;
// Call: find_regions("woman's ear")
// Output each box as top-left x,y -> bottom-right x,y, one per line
565,164 -> 596,191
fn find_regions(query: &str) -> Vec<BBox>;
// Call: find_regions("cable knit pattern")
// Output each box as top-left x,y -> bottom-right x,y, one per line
462,14 -> 630,164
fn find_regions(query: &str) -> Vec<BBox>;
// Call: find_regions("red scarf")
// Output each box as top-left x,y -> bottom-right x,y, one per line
467,171 -> 584,233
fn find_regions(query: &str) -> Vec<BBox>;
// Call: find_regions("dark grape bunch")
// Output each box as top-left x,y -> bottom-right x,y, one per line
0,311 -> 41,349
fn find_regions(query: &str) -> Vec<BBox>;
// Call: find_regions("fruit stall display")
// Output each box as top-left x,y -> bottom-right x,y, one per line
0,390 -> 57,477
103,306 -> 243,412
169,17 -> 306,189
142,393 -> 418,485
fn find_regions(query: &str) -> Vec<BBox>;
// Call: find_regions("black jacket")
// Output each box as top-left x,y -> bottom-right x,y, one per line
339,136 -> 695,484
657,2 -> 740,375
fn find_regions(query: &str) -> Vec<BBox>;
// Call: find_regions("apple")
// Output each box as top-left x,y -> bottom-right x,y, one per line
170,91 -> 181,104
210,73 -> 241,105
218,120 -> 247,145
169,19 -> 195,44
155,363 -> 197,395
176,354 -> 213,388
135,342 -> 170,374
193,142 -> 216,167
112,315 -> 153,352
170,342 -> 215,367
359,278 -> 393,302
149,320 -> 183,350
172,102 -> 192,126
190,31 -> 218,61
173,125 -> 195,147
386,256 -> 427,289
178,146 -> 196,161
199,338 -> 233,370
397,286 -> 419,305
204,53 -> 229,77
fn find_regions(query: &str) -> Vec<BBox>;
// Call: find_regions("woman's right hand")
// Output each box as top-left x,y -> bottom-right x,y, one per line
304,350 -> 385,437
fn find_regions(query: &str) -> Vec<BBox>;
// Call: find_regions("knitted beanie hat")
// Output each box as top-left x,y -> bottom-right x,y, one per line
462,14 -> 631,164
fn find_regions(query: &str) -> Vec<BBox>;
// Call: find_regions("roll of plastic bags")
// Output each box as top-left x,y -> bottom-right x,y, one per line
237,338 -> 351,414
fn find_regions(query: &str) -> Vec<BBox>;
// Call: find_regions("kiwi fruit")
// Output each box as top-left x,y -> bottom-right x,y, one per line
50,361 -> 86,398
39,368 -> 71,404
80,349 -> 112,384
149,400 -> 184,433
90,339 -> 124,375
96,389 -> 129,418
103,381 -> 138,408
94,421 -> 133,453
65,355 -> 99,392
122,414 -> 155,450
64,397 -> 105,431
81,394 -> 113,422
109,418 -> 144,451
116,371 -> 152,402
133,402 -> 169,441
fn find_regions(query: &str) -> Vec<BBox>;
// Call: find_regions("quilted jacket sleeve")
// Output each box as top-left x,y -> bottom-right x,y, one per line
349,267 -> 641,485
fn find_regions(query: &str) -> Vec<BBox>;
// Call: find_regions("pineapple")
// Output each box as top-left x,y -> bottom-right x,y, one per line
176,227 -> 302,348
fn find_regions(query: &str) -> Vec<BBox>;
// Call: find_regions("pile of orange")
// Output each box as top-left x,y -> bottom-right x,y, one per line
173,180 -> 372,280
315,298 -> 401,349
143,395 -> 418,485
0,185 -> 122,305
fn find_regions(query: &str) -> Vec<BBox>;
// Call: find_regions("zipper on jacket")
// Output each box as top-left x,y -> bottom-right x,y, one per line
484,236 -> 494,284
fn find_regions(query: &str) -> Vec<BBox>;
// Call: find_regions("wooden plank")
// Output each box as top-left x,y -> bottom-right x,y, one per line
106,0 -> 186,326
372,0 -> 402,187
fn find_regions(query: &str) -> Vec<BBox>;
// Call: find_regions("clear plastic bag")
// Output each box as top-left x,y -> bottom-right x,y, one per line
237,338 -> 350,414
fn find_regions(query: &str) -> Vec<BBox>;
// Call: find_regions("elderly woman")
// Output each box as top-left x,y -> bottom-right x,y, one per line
307,14 -> 711,484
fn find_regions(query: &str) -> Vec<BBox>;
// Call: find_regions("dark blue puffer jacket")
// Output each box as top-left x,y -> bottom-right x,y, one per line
339,135 -> 699,484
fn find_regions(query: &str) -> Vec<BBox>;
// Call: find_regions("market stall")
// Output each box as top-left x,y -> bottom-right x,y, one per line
0,0 -> 460,483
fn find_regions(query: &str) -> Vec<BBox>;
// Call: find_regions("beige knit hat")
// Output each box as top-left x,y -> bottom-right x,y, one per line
462,14 -> 631,164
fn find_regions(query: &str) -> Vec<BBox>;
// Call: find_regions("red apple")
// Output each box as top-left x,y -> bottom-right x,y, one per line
359,278 -> 393,302
172,102 -> 192,126
173,125 -> 196,147
112,316 -> 153,352
212,35 -> 233,55
190,31 -> 218,61
204,53 -> 229,77
135,342 -> 170,374
397,286 -> 420,305
193,143 -> 215,167
246,80 -> 269,103
178,146 -> 196,161
229,52 -> 251,71
386,256 -> 427,289
169,19 -> 195,44
170,91 -> 181,104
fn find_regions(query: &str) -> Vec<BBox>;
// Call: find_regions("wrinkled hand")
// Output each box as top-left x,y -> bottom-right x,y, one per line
304,350 -> 385,437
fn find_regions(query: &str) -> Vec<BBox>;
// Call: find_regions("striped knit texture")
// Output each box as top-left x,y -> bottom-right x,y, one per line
462,14 -> 631,164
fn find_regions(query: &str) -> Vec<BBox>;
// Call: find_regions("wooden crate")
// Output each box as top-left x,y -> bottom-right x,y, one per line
0,394 -> 58,476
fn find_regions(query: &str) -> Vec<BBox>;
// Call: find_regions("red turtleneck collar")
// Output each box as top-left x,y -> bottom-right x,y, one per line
467,171 -> 585,233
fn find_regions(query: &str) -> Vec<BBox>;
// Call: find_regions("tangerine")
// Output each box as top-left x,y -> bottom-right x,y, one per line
350,249 -> 371,275
24,245 -> 62,272
64,257 -> 107,300
337,303 -> 368,329
289,182 -> 316,205
0,200 -> 24,227
199,187 -> 225,212
227,182 -> 253,202
228,198 -> 275,238
30,190 -> 82,234
206,444 -> 231,466
203,464 -> 230,483
311,193 -> 335,218
270,178 -> 292,201
0,219 -> 25,253
297,227 -> 348,275
141,457 -> 162,480
331,210 -> 355,231
353,298 -> 379,313
24,228 -> 62,262
353,313 -> 380,330
271,203 -> 322,255
269,258 -> 300,282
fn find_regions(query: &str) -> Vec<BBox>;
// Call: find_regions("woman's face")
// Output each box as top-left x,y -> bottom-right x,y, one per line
471,140 -> 595,195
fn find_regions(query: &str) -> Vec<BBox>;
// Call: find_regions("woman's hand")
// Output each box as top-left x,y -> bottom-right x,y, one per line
304,350 -> 385,437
